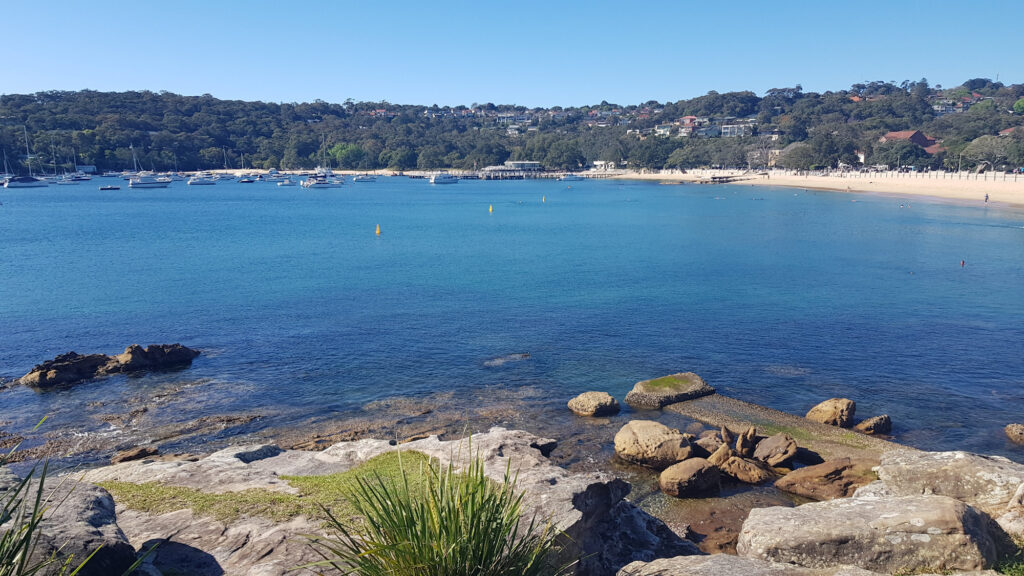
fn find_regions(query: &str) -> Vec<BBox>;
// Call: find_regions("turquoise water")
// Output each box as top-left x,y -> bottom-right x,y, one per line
1,178 -> 1023,459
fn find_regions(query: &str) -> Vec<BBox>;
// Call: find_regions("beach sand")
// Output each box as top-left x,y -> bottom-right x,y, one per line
609,169 -> 1024,206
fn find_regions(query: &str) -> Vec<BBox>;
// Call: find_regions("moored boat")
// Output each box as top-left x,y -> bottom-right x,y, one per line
558,173 -> 585,181
4,175 -> 48,188
352,174 -> 377,182
429,172 -> 458,184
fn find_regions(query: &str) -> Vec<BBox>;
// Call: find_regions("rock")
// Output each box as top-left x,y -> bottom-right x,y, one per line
737,495 -> 1000,573
83,427 -> 698,575
805,398 -> 856,428
854,415 -> 892,435
112,445 -> 159,464
618,554 -> 886,575
1005,424 -> 1024,444
19,351 -> 110,387
660,458 -> 720,497
736,426 -> 758,458
107,343 -> 201,373
694,430 -> 723,455
613,420 -> 692,470
568,391 -> 621,417
754,433 -> 798,467
708,443 -> 733,467
720,456 -> 777,484
875,451 -> 1024,514
20,344 -> 201,388
14,477 -> 138,576
720,425 -> 735,446
774,458 -> 879,501
624,372 -> 715,410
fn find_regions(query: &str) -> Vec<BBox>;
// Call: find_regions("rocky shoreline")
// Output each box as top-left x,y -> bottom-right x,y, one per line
6,360 -> 1024,575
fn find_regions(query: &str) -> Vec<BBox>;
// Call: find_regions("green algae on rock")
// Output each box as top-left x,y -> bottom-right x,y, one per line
624,372 -> 715,410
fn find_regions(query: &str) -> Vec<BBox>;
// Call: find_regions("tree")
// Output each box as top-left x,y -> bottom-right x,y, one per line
963,135 -> 1008,171
777,143 -> 816,170
1014,98 -> 1024,115
869,140 -> 930,169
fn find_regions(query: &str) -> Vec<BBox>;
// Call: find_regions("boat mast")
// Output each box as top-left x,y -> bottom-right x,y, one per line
23,126 -> 33,177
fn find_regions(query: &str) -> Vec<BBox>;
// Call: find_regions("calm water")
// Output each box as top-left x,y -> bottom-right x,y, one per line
2,178 -> 1023,460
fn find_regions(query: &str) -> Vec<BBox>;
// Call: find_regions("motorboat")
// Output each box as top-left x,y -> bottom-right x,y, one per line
128,174 -> 171,188
188,173 -> 217,185
276,178 -> 297,187
558,173 -> 585,181
4,175 -> 48,188
429,172 -> 458,184
99,184 -> 120,190
352,174 -> 377,182
238,176 -> 256,184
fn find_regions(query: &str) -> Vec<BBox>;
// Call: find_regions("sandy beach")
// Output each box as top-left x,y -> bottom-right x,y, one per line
610,168 -> 1024,207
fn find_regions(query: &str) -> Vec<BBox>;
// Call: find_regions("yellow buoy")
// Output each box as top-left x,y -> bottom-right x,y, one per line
489,204 -> 493,214
375,224 -> 380,236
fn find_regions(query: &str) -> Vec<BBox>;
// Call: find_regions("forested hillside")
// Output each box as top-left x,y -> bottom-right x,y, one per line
2,78 -> 1022,174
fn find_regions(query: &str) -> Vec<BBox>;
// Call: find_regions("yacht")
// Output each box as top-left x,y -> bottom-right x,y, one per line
429,172 -> 458,184
301,167 -> 343,188
128,174 -> 171,188
187,173 -> 217,186
276,177 -> 297,187
4,175 -> 49,188
352,174 -> 377,182
238,175 -> 256,184
558,173 -> 585,181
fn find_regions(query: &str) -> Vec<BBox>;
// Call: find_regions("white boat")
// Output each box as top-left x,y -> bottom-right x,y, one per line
429,172 -> 458,184
129,174 -> 171,188
558,173 -> 585,181
187,173 -> 217,185
352,174 -> 377,182
301,166 -> 344,188
276,177 -> 297,187
4,175 -> 48,188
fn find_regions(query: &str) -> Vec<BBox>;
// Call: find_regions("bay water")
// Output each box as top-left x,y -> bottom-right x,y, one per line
1,177 -> 1022,462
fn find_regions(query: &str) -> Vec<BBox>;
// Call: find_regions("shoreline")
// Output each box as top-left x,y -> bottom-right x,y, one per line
607,168 -> 1024,207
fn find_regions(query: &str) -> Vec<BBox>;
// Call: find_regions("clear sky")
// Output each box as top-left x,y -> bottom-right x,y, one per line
3,0 -> 1018,108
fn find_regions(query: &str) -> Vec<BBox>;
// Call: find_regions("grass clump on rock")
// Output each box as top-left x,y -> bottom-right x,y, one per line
99,451 -> 435,524
305,450 -> 568,576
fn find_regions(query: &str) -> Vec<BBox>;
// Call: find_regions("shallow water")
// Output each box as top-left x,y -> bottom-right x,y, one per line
1,177 -> 1022,462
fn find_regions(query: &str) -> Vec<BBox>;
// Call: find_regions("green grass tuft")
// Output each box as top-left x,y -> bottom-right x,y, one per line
99,451 -> 434,525
304,448 -> 570,576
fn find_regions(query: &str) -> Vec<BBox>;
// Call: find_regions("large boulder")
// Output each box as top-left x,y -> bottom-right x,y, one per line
1005,424 -> 1024,445
694,430 -> 723,455
805,398 -> 856,428
624,372 -> 715,410
660,458 -> 719,498
20,344 -> 201,388
854,415 -> 892,435
0,473 -> 138,576
568,391 -> 621,417
720,456 -> 777,485
774,458 -> 879,501
618,554 -> 886,575
19,352 -> 110,387
106,344 -> 201,373
754,433 -> 798,467
875,451 -> 1024,514
737,495 -> 1000,573
613,420 -> 692,469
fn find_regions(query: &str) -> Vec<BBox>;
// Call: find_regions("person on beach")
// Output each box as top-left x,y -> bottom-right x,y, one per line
985,194 -> 989,203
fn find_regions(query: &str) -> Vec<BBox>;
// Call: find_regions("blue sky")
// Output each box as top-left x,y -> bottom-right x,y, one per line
3,0 -> 1018,107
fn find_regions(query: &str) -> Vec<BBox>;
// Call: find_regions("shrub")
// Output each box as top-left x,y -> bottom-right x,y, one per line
304,449 -> 569,576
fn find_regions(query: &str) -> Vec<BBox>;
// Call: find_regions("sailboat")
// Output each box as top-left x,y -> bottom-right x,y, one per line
127,145 -> 170,189
4,127 -> 48,188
